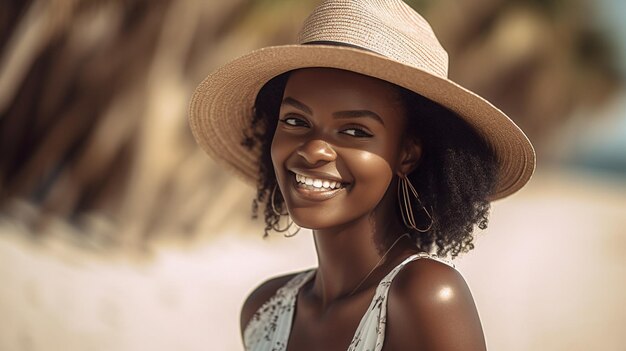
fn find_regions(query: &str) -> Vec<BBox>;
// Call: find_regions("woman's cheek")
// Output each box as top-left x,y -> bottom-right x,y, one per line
270,133 -> 290,176
348,152 -> 394,202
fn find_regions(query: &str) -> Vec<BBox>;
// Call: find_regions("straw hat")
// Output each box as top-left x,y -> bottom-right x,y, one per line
189,0 -> 536,200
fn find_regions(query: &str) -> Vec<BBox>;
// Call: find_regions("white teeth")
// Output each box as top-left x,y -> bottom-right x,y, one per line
294,173 -> 344,189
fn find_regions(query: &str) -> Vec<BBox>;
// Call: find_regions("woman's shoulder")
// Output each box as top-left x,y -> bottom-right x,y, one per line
384,256 -> 487,350
239,271 -> 303,338
391,254 -> 463,301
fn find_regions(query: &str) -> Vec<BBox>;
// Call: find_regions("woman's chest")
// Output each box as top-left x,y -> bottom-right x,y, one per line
285,313 -> 362,351
285,294 -> 376,351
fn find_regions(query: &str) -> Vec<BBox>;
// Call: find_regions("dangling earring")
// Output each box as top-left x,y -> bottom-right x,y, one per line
397,174 -> 433,232
270,184 -> 300,237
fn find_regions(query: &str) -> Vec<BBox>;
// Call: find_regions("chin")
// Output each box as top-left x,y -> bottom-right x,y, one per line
288,207 -> 362,231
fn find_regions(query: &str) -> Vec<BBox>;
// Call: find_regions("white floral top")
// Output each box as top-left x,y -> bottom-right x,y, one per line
243,253 -> 454,351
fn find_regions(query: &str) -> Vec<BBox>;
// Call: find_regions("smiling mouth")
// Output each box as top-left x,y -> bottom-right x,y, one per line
293,172 -> 349,191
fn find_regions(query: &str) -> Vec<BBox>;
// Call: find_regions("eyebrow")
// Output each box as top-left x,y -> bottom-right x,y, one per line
332,110 -> 385,126
282,97 -> 312,115
282,97 -> 386,126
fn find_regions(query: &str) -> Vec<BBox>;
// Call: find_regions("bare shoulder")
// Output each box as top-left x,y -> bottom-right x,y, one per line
384,257 -> 486,351
239,271 -> 301,338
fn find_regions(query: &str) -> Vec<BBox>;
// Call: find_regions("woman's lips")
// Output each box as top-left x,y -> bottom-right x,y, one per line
289,172 -> 348,202
296,177 -> 342,190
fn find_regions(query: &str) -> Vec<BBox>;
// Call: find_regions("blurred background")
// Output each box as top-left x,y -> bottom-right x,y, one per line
1,0 -> 625,350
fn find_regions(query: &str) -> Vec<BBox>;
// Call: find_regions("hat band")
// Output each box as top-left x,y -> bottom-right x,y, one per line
302,40 -> 381,56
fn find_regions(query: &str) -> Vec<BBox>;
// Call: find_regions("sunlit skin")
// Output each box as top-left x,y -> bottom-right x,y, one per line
272,68 -> 417,241
242,68 -> 487,350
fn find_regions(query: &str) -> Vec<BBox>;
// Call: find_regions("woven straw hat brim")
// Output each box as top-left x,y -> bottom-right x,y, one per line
189,44 -> 536,201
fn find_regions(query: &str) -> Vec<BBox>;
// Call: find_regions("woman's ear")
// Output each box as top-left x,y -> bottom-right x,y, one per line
398,138 -> 422,175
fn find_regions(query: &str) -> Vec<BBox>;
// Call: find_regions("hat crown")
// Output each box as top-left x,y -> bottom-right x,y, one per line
298,0 -> 449,78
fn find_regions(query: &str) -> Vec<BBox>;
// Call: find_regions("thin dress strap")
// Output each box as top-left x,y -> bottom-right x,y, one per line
347,252 -> 454,351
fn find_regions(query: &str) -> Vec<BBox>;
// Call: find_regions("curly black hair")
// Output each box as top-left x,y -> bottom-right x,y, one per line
241,71 -> 498,258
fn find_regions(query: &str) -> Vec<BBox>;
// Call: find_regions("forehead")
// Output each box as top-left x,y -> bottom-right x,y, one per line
283,68 -> 404,112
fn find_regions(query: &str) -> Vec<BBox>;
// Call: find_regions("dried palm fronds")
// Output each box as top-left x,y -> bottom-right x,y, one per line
0,0 -> 620,246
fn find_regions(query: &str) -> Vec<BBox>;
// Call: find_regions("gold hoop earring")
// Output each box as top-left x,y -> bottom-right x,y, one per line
397,175 -> 433,232
270,184 -> 301,237
270,183 -> 288,216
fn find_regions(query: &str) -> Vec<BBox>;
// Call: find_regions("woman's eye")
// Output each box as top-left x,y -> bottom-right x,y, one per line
342,128 -> 373,138
279,116 -> 308,127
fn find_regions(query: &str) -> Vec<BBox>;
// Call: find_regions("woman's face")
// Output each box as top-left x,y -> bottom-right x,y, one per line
271,68 -> 416,230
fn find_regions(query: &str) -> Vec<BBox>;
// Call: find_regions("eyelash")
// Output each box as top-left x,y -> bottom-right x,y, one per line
279,116 -> 374,138
342,127 -> 373,138
279,116 -> 308,127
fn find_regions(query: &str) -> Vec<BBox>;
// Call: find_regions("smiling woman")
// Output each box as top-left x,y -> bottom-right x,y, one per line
250,68 -> 499,257
188,0 -> 535,350
272,69 -> 409,232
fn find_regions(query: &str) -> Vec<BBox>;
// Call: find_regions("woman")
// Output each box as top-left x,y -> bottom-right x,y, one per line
189,0 -> 535,350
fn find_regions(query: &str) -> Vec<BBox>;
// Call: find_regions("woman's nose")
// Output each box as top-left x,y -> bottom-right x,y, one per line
296,139 -> 337,165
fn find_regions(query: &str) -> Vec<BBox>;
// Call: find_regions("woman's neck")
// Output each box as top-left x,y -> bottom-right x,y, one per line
308,213 -> 410,310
